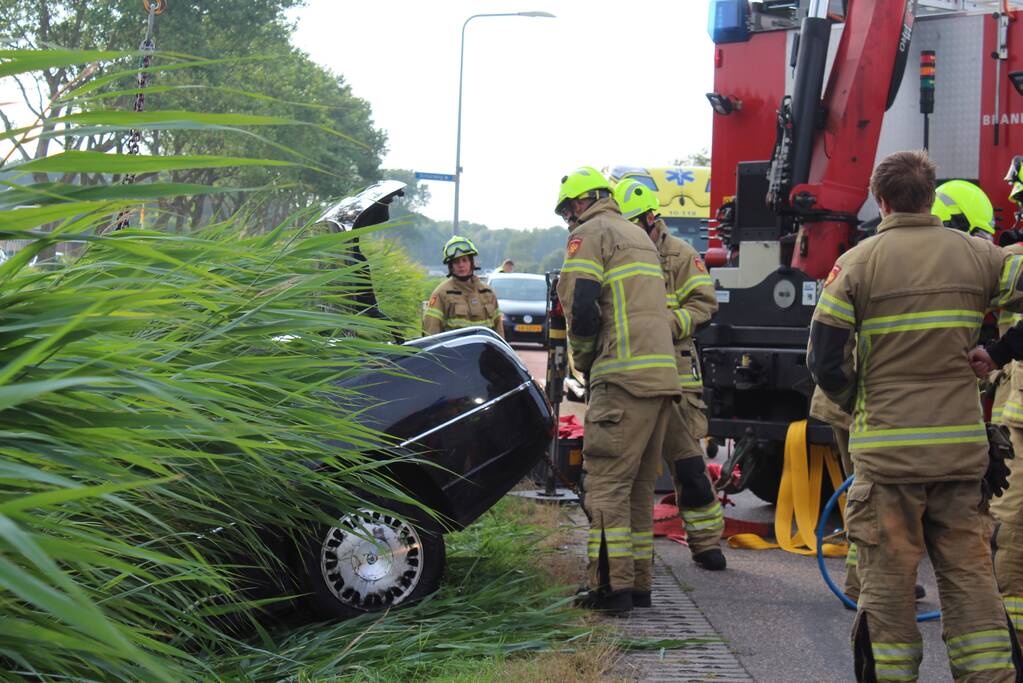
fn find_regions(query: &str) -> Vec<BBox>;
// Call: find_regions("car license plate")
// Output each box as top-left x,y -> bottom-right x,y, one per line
515,324 -> 542,333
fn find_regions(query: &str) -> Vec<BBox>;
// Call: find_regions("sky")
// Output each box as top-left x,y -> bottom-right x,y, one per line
290,1 -> 716,231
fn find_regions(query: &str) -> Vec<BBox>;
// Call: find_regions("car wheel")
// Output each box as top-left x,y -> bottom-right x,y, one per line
303,500 -> 445,619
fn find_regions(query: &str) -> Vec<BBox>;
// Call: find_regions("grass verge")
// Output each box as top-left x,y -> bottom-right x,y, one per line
212,495 -> 624,682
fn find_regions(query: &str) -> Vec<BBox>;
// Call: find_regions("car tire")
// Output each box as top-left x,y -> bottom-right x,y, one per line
303,499 -> 445,619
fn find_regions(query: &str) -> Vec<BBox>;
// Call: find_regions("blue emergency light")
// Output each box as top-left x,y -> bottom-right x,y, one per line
708,0 -> 750,44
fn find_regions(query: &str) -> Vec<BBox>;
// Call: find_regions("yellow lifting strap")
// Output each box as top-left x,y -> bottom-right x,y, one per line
728,419 -> 849,557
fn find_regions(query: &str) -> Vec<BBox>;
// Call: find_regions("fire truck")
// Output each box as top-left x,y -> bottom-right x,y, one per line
699,0 -> 1023,501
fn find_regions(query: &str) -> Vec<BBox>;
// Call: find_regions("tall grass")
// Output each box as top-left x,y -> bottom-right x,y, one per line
0,211 -> 429,680
211,498 -> 594,682
0,48 -> 425,680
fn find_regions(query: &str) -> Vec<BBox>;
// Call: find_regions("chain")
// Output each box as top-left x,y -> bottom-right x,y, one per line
110,2 -> 160,232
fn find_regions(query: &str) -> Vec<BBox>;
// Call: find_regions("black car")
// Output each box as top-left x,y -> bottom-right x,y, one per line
487,272 -> 548,346
290,184 -> 553,619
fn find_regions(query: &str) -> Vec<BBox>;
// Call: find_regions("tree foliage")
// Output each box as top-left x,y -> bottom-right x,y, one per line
674,148 -> 711,167
378,212 -> 568,275
0,0 -> 386,230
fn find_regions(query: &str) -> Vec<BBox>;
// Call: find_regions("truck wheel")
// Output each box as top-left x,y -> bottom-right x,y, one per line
303,500 -> 445,619
743,442 -> 837,506
745,445 -> 783,504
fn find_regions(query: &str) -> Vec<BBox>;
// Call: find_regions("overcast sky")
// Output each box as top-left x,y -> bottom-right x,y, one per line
290,1 -> 715,231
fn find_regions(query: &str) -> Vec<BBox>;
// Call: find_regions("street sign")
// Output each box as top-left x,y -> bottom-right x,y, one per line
414,171 -> 455,182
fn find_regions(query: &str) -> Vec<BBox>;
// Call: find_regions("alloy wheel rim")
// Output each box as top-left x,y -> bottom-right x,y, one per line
319,508 -> 424,610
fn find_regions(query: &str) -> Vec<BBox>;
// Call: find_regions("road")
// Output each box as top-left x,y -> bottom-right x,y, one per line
514,346 -> 952,683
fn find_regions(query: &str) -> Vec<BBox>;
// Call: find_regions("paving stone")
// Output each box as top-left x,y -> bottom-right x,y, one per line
564,508 -> 752,681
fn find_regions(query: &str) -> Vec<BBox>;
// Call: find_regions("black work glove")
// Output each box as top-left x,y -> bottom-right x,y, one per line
983,423 -> 1015,506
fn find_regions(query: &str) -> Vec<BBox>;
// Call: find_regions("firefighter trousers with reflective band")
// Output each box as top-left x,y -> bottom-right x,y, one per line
847,477 -> 1017,681
992,426 -> 1023,645
834,426 -> 862,600
662,397 -> 723,555
583,383 -> 672,593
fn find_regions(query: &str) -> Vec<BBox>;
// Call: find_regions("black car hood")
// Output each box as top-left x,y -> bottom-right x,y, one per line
498,299 -> 546,317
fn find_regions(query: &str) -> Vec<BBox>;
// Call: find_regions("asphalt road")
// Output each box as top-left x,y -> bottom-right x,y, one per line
513,347 -> 954,683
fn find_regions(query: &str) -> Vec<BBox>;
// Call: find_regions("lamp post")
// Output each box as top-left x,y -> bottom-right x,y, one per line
453,11 -> 555,235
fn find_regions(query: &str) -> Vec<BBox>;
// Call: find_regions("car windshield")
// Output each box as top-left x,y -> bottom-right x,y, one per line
490,278 -> 547,301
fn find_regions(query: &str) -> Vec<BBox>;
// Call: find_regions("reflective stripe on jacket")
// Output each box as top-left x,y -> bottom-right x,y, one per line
656,222 -> 717,393
996,243 -> 1023,428
557,198 -> 680,399
809,212 -> 1023,482
423,275 -> 503,337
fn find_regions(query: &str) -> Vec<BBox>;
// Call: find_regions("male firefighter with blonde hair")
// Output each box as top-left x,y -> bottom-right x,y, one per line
555,166 -> 680,615
613,177 -> 725,571
809,149 -> 1023,682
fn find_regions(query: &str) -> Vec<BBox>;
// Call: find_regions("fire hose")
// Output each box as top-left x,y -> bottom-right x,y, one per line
815,475 -> 940,622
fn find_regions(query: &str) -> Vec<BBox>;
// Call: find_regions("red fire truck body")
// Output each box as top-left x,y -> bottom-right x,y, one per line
700,0 -> 1023,500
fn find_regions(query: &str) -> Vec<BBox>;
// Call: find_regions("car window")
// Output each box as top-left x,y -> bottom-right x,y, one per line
489,278 -> 547,301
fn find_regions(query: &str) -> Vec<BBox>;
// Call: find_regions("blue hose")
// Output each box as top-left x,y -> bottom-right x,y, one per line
816,475 -> 940,622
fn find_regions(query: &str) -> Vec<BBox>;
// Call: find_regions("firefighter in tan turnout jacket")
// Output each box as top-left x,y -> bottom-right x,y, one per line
989,247 -> 1023,646
613,178 -> 725,570
555,167 -> 680,615
972,160 -> 1023,649
422,236 -> 504,337
809,151 -> 1023,682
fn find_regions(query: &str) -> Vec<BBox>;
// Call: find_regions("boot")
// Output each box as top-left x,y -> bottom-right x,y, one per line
574,588 -> 633,616
693,548 -> 727,571
631,590 -> 652,608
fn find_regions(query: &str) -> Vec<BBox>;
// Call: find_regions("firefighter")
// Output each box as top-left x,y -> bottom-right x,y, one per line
990,256 -> 1023,649
932,179 -> 996,241
555,166 -> 680,615
973,162 -> 1023,648
810,150 -> 1023,682
422,236 -> 504,337
808,389 -> 860,598
613,178 -> 725,571
809,390 -> 929,607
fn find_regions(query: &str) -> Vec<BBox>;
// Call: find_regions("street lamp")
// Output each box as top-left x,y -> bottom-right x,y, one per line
453,10 -> 555,234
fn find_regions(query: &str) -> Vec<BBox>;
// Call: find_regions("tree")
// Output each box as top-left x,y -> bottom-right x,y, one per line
0,1 -> 386,231
382,169 -> 432,215
674,148 -> 711,167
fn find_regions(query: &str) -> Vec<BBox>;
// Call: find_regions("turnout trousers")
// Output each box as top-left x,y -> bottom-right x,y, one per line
847,477 -> 1016,682
583,383 -> 672,594
834,426 -> 862,601
661,393 -> 723,556
992,426 -> 1023,645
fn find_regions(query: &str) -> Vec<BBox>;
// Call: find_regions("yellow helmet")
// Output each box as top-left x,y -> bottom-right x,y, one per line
442,235 -> 478,264
1006,156 -> 1023,205
613,178 -> 659,221
555,166 -> 611,216
932,180 -> 995,236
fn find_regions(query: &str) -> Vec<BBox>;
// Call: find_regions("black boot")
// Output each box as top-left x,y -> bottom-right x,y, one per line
574,588 -> 633,616
631,590 -> 652,608
693,548 -> 727,571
